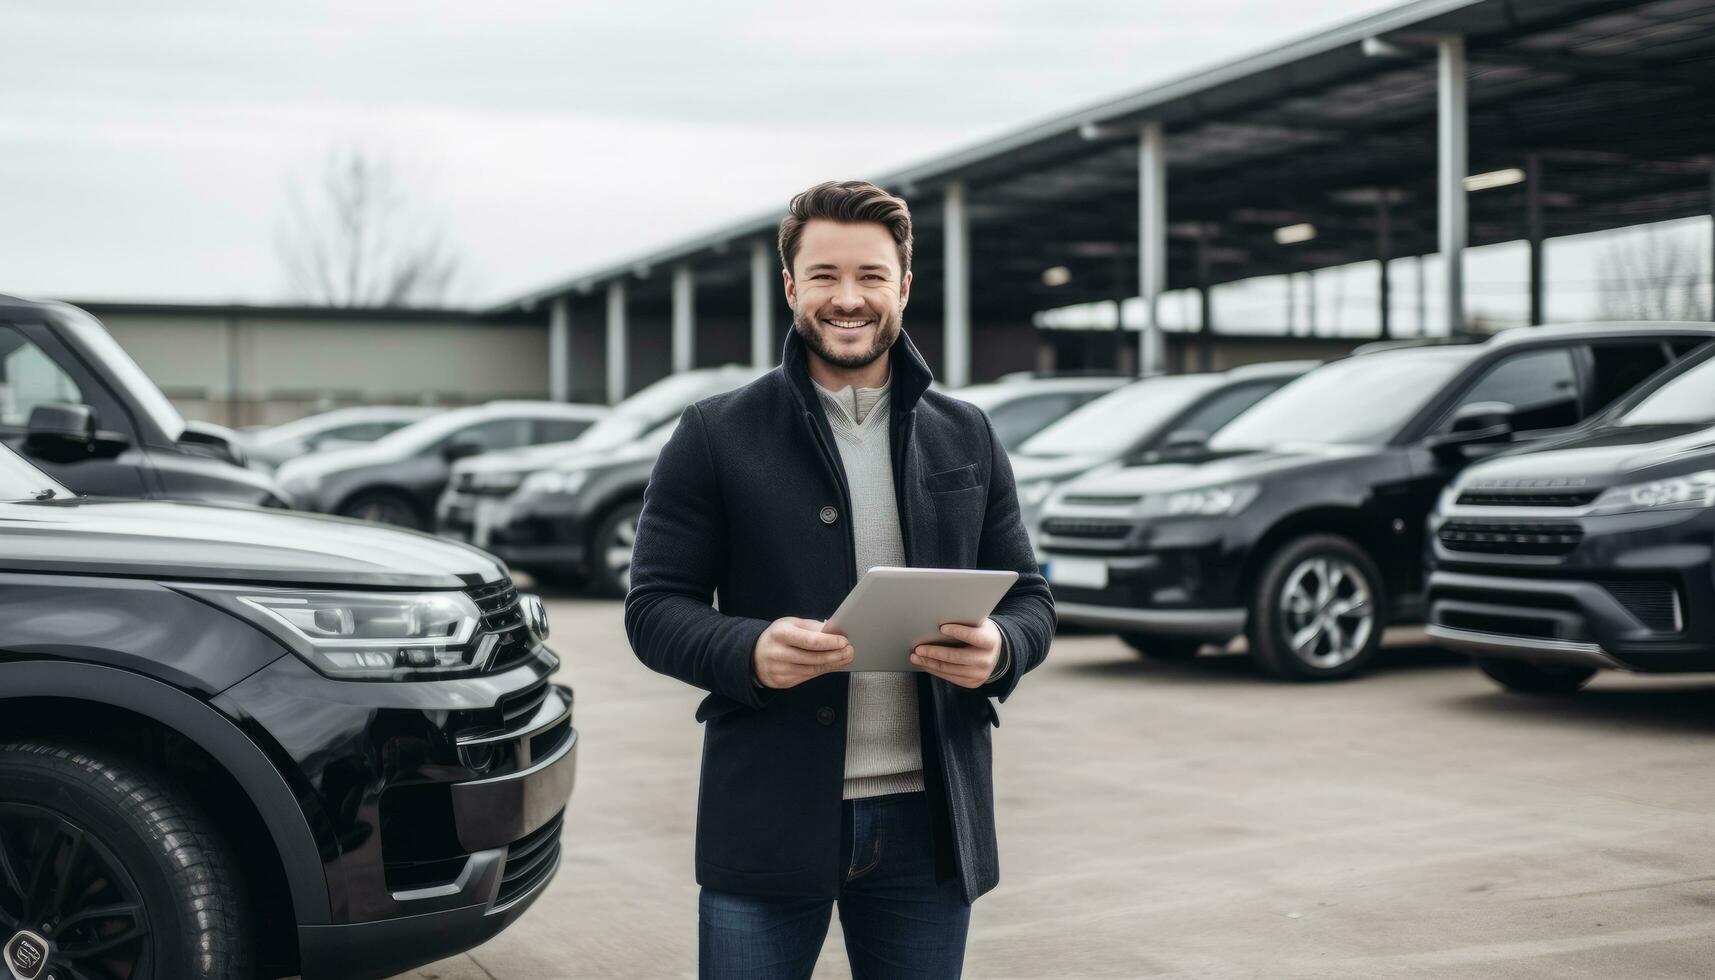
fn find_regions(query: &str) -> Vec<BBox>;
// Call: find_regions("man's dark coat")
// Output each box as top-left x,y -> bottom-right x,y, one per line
624,329 -> 1055,904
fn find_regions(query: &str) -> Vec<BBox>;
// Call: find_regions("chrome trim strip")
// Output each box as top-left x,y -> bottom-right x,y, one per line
1056,601 -> 1246,637
1424,624 -> 1626,669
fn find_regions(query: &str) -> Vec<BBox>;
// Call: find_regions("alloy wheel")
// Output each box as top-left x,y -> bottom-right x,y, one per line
0,803 -> 152,980
603,511 -> 639,594
1278,555 -> 1374,670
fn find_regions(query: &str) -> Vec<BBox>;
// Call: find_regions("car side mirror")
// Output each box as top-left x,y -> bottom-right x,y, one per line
1428,401 -> 1515,464
1162,428 -> 1209,454
24,402 -> 130,462
442,440 -> 485,462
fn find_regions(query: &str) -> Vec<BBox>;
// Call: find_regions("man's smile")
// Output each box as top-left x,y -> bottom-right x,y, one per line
822,316 -> 874,332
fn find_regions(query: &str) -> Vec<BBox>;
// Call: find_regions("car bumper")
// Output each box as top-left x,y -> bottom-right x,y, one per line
438,491 -> 588,571
1427,504 -> 1715,672
1039,519 -> 1245,640
216,638 -> 577,979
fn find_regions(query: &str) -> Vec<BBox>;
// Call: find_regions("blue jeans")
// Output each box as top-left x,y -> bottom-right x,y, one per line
699,791 -> 972,980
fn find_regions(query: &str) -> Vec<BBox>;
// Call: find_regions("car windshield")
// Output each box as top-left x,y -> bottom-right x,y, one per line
252,409 -> 426,447
1210,347 -> 1478,450
55,306 -> 186,441
1018,375 -> 1224,457
371,406 -> 495,454
1616,352 -> 1715,426
0,444 -> 71,501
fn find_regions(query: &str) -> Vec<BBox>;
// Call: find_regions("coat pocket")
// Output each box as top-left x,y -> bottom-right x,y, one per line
695,692 -> 749,723
926,462 -> 980,494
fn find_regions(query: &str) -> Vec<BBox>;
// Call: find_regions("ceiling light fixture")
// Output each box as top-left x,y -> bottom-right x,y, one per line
1041,266 -> 1072,287
1464,168 -> 1526,192
1273,223 -> 1317,245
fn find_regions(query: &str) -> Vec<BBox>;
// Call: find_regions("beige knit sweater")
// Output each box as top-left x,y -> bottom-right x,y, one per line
813,377 -> 925,800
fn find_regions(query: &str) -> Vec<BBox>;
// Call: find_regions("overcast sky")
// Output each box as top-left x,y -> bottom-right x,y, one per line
2,0 -> 1427,308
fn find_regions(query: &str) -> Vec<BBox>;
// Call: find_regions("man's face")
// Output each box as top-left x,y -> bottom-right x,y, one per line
784,219 -> 912,370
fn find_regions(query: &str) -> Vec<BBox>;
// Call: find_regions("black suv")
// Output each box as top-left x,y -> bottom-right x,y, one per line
1427,339 -> 1715,693
1038,323 -> 1715,680
0,445 -> 575,979
0,296 -> 284,506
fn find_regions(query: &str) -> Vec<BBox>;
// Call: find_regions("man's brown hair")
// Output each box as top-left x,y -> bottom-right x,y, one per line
777,180 -> 913,277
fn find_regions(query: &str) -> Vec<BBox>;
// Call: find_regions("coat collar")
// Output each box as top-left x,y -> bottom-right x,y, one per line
780,326 -> 935,416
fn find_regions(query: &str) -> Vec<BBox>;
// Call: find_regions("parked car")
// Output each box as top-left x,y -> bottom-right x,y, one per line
275,400 -> 608,528
1039,323 -> 1715,680
0,442 -> 574,979
1426,338 -> 1715,693
438,366 -> 760,595
1007,362 -> 1317,546
950,375 -> 1130,450
0,295 -> 286,506
242,405 -> 441,472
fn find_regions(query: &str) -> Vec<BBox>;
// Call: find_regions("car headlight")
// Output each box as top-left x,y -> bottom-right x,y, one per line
1141,483 -> 1259,518
178,586 -> 490,680
1020,480 -> 1056,507
1590,470 -> 1715,516
521,469 -> 590,497
472,470 -> 526,493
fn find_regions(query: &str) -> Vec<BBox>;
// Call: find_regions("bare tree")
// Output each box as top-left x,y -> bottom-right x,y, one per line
1596,226 -> 1712,322
276,147 -> 461,307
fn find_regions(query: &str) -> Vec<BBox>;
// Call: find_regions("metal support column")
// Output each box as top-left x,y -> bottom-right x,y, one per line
548,297 -> 571,402
1438,35 -> 1469,335
671,264 -> 695,374
1139,121 -> 1167,375
1708,164 -> 1714,321
943,180 -> 971,388
751,238 -> 776,367
606,280 -> 627,405
1376,192 -> 1392,339
1527,154 -> 1545,326
1196,225 -> 1214,371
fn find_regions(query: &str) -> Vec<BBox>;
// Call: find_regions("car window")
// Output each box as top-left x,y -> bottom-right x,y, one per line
445,418 -> 531,453
1443,347 -> 1579,433
534,416 -> 595,445
985,394 -> 1084,451
1585,341 -> 1670,415
318,421 -> 396,444
1617,350 -> 1715,425
1164,381 -> 1284,443
1212,348 -> 1477,450
0,325 -> 84,429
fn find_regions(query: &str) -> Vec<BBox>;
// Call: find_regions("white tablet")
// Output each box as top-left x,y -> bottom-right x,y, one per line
822,567 -> 1019,672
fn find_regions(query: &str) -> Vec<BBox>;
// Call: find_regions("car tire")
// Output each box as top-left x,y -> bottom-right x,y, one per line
340,490 -> 425,529
589,500 -> 644,598
1475,657 -> 1595,694
0,741 -> 252,980
1247,533 -> 1387,682
1119,633 -> 1204,660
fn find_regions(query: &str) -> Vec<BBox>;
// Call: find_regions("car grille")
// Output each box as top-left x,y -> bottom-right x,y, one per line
1456,489 -> 1600,507
1041,517 -> 1133,540
1599,578 -> 1681,632
1438,520 -> 1583,556
496,810 -> 564,909
466,580 -> 534,672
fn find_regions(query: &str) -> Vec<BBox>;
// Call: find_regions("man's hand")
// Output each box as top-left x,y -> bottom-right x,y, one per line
753,617 -> 854,690
912,620 -> 1003,689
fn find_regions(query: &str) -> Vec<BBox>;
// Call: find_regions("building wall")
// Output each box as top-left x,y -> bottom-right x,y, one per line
96,310 -> 550,426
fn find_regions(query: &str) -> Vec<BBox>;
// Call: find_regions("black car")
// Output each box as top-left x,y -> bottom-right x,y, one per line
1005,361 -> 1316,547
0,444 -> 575,980
1038,323 -> 1715,680
275,400 -> 609,529
0,295 -> 285,506
1426,340 -> 1715,693
437,366 -> 760,595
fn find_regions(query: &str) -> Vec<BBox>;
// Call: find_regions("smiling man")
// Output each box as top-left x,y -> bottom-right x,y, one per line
625,179 -> 1054,979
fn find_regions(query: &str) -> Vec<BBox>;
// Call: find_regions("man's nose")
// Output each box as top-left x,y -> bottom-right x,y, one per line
832,280 -> 863,310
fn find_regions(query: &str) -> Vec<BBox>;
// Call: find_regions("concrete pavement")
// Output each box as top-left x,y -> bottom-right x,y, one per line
399,595 -> 1715,979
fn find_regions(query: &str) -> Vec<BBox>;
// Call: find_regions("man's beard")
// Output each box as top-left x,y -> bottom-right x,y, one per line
791,305 -> 903,369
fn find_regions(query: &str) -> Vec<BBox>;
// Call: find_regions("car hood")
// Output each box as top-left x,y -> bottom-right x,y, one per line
275,442 -> 409,484
1059,444 -> 1375,495
1010,453 -> 1109,483
0,498 -> 504,589
1458,423 -> 1715,491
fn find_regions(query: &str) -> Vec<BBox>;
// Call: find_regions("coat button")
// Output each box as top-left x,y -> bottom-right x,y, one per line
819,506 -> 839,525
816,706 -> 837,726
